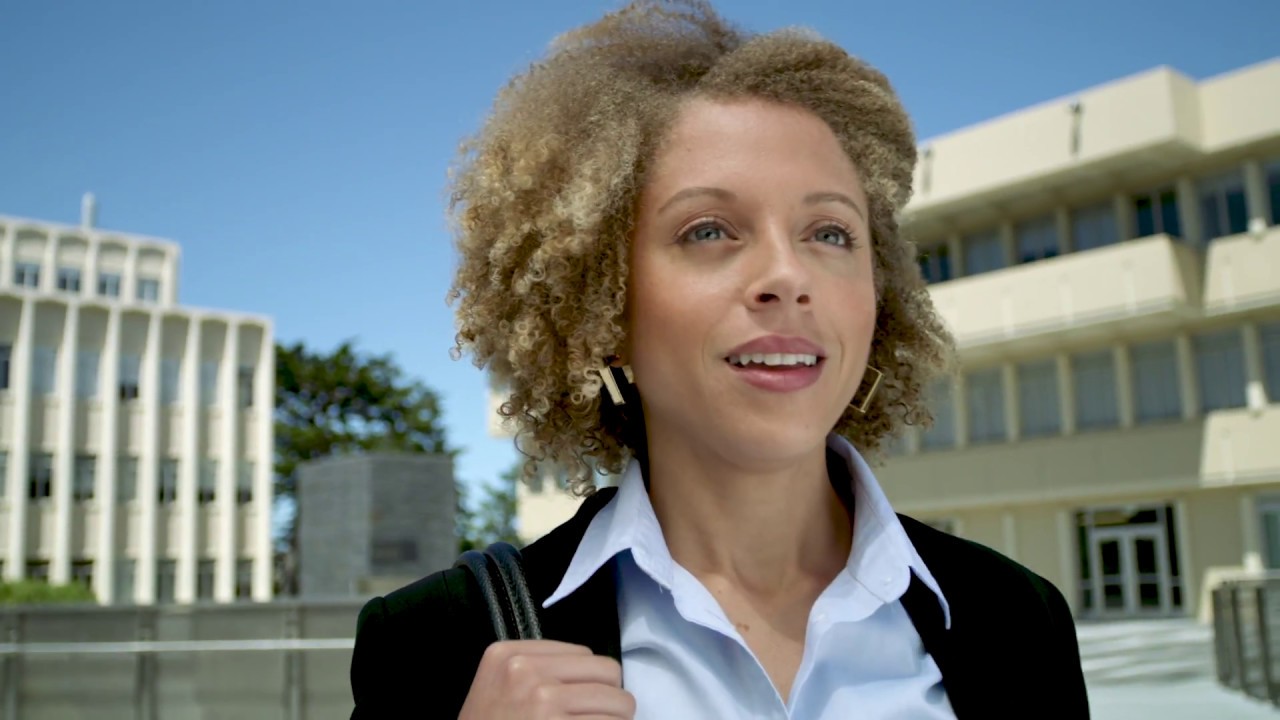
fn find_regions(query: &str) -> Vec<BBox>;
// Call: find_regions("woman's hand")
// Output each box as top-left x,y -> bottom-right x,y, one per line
458,640 -> 636,719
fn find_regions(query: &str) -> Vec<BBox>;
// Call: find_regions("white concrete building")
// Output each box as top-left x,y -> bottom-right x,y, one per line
489,59 -> 1280,622
0,196 -> 274,604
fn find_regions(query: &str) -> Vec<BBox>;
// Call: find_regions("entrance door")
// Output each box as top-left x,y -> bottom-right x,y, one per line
1091,526 -> 1173,617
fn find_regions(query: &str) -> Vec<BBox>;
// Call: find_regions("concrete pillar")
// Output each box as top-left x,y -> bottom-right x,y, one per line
95,308 -> 122,603
84,235 -> 100,300
176,317 -> 202,603
1056,206 -> 1073,255
1002,512 -> 1018,561
216,322 -> 241,602
1115,344 -> 1135,428
1003,363 -> 1019,443
1242,322 -> 1268,410
1241,494 -> 1265,573
1176,177 -> 1202,246
1000,221 -> 1016,267
137,312 -> 163,604
1057,354 -> 1075,435
1176,334 -> 1199,420
253,328 -> 275,601
954,375 -> 969,449
122,243 -> 138,305
946,234 -> 964,279
3,300 -> 36,581
50,304 -> 80,584
1113,193 -> 1133,241
1242,160 -> 1271,234
0,223 -> 14,291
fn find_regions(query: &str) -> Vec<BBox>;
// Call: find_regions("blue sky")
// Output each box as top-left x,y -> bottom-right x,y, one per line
2,0 -> 1277,507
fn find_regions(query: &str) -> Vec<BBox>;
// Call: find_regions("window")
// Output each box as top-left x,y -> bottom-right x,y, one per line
1262,322 -> 1280,401
73,454 -> 96,501
76,350 -> 100,398
119,354 -> 141,400
136,277 -> 160,302
1016,214 -> 1058,264
156,560 -> 177,603
1268,158 -> 1280,226
1131,340 -> 1182,422
32,345 -> 57,395
966,368 -> 1006,444
14,261 -> 40,288
235,559 -> 253,599
197,560 -> 216,600
0,343 -> 10,389
237,461 -> 254,504
115,559 -> 136,604
200,360 -> 219,405
158,459 -> 179,504
117,456 -> 138,502
1018,359 -> 1060,438
963,228 -> 1005,275
28,452 -> 53,500
918,244 -> 952,284
71,559 -> 93,588
26,561 -> 50,582
1199,170 -> 1249,240
1073,350 -> 1119,430
1132,187 -> 1181,239
57,267 -> 82,293
160,357 -> 181,405
921,380 -> 955,452
199,459 -> 218,504
98,272 -> 122,297
237,366 -> 254,408
1072,202 -> 1120,252
1193,328 -> 1246,412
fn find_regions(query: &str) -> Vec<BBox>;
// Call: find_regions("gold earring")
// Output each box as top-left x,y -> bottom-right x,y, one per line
597,364 -> 634,406
851,366 -> 884,414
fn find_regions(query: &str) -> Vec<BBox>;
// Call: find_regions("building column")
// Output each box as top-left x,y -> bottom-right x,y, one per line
1243,322 -> 1269,410
136,312 -> 163,604
162,249 -> 179,307
954,375 -> 969,449
122,244 -> 139,305
1002,512 -> 1018,562
3,300 -> 36,581
0,223 -> 14,291
176,317 -> 202,603
1176,177 -> 1203,246
1003,363 -> 1020,443
50,305 -> 80,585
84,236 -> 101,301
95,308 -> 122,603
41,237 -> 59,293
946,234 -> 964,280
1057,354 -> 1075,435
1175,334 -> 1199,420
1113,193 -> 1133,241
216,323 -> 240,602
1000,221 -> 1016,266
1242,160 -> 1272,234
1056,207 -> 1073,255
253,330 -> 274,601
1114,344 -> 1136,428
1241,494 -> 1265,573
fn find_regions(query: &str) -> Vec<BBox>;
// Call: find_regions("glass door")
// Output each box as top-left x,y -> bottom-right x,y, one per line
1091,526 -> 1172,617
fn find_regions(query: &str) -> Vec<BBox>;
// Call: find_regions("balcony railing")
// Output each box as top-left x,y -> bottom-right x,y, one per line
1213,576 -> 1280,707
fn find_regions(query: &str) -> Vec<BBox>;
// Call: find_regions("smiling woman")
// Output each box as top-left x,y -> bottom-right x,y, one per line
349,1 -> 1089,718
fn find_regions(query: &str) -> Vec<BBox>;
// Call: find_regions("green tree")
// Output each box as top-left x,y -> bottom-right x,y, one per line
0,580 -> 96,605
275,339 -> 452,594
459,463 -> 522,552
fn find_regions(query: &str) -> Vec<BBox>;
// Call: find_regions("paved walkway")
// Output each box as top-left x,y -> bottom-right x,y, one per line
1079,618 -> 1279,719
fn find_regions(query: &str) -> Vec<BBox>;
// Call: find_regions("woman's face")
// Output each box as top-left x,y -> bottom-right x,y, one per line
627,96 -> 877,468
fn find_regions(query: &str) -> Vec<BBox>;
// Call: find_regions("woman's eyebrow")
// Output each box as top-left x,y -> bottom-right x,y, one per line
657,186 -> 736,215
804,191 -> 864,221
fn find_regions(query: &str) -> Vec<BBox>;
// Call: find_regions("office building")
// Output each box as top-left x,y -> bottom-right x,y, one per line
0,196 -> 274,604
490,59 -> 1280,621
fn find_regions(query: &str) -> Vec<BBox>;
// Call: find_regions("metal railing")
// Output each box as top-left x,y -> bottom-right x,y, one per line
1213,577 -> 1280,707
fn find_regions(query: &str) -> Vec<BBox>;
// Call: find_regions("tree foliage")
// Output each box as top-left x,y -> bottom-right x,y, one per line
458,462 -> 522,552
274,339 -> 453,592
0,580 -> 96,605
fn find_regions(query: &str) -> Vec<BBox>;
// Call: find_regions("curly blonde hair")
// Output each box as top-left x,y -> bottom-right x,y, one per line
447,0 -> 953,492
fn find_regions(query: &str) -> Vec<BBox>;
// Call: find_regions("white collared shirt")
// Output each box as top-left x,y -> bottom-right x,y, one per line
544,434 -> 957,719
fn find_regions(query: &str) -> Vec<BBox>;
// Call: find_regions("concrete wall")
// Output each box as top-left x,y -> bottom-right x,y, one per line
0,600 -> 363,720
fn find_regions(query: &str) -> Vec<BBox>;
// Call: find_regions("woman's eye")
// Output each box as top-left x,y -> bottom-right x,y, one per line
812,225 -> 852,247
683,223 -> 727,243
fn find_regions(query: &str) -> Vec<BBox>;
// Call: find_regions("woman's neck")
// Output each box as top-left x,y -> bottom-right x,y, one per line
644,436 -> 853,599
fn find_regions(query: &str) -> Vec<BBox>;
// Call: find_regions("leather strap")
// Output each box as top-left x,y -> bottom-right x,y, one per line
454,542 -> 544,641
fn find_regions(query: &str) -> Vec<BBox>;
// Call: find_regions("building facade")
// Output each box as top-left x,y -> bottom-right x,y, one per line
0,198 -> 274,604
489,60 -> 1280,621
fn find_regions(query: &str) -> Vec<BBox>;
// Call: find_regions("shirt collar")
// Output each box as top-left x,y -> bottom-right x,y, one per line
543,434 -> 951,629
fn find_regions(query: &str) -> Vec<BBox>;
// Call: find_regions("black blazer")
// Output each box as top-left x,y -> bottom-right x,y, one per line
350,487 -> 1090,718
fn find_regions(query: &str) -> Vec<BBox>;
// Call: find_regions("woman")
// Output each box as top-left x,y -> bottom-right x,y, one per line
351,1 -> 1089,718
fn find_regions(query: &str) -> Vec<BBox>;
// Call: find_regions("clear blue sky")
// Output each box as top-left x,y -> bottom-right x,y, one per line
2,0 -> 1276,506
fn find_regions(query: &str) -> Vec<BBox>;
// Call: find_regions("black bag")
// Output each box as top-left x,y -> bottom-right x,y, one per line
453,541 -> 544,641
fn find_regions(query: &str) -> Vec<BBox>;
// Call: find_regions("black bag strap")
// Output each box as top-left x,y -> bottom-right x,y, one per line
454,541 -> 544,641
